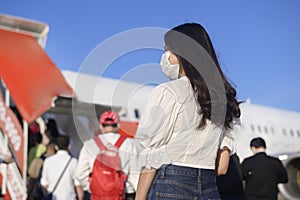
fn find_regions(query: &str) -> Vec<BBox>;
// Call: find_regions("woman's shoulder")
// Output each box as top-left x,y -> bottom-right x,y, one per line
156,76 -> 190,93
154,76 -> 192,103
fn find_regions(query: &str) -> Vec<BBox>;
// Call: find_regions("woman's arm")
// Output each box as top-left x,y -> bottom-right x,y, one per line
217,118 -> 241,176
216,146 -> 230,176
135,167 -> 156,200
134,86 -> 178,199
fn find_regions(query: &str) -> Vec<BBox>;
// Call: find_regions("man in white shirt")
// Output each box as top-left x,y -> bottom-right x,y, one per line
41,135 -> 83,200
75,111 -> 138,200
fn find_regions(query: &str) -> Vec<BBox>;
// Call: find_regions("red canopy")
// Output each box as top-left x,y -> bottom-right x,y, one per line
119,121 -> 138,138
0,29 -> 75,123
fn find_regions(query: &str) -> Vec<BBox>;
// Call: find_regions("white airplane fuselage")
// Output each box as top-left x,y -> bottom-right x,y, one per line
237,101 -> 300,160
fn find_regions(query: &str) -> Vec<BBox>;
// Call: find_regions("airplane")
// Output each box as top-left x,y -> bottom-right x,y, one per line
0,13 -> 299,200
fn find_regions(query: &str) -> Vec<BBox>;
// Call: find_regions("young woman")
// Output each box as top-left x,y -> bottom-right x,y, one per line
135,23 -> 241,200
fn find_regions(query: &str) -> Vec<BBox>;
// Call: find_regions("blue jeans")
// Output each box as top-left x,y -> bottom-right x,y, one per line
147,164 -> 220,200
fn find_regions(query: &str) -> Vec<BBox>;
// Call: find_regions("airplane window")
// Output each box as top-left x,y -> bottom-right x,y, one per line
290,129 -> 294,137
134,109 -> 140,119
257,125 -> 262,133
270,127 -> 275,134
250,124 -> 255,132
264,126 -> 268,133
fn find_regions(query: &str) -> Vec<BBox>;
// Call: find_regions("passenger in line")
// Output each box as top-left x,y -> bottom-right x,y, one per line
75,111 -> 138,200
27,132 -> 46,169
241,137 -> 288,200
27,141 -> 56,200
45,119 -> 60,141
41,135 -> 83,200
134,23 -> 241,200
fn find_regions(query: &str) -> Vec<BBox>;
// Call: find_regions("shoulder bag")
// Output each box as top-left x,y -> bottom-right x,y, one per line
43,157 -> 72,200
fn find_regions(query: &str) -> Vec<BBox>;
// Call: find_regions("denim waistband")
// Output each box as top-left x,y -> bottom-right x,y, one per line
157,164 -> 216,179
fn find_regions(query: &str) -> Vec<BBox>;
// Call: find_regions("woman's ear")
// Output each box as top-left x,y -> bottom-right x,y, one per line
169,52 -> 179,65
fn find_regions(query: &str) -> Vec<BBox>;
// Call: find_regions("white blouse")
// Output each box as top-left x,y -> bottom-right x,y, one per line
135,76 -> 240,170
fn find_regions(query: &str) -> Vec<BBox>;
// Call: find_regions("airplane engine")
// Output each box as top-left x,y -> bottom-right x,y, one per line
278,153 -> 300,200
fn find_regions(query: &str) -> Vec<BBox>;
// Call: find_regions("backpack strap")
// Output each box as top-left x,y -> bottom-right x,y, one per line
114,135 -> 126,149
94,136 -> 106,150
94,134 -> 126,150
52,157 -> 72,193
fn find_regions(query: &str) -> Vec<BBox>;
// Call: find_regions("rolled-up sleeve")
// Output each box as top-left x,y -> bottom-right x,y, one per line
220,118 -> 241,153
135,85 -> 181,170
126,139 -> 139,193
75,144 -> 92,191
70,159 -> 81,187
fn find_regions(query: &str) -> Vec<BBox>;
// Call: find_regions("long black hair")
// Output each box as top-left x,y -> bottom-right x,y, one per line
165,23 -> 240,129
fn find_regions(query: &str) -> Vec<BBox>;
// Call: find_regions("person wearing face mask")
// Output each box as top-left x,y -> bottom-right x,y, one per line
134,23 -> 241,200
160,50 -> 180,80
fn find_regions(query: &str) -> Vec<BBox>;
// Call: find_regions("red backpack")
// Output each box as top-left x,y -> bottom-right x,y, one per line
90,135 -> 128,200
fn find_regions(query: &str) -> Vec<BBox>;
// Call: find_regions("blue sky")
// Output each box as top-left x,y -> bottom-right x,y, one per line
1,1 -> 300,112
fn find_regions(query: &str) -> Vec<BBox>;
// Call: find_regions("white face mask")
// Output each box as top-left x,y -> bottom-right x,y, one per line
160,51 -> 180,80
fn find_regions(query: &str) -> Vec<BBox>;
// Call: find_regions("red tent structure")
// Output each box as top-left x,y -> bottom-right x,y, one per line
0,15 -> 75,200
0,29 -> 75,123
